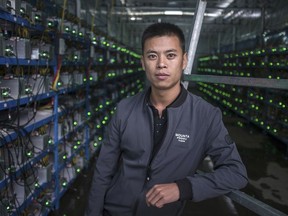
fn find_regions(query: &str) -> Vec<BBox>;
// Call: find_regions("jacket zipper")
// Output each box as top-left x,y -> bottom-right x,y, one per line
145,107 -> 168,183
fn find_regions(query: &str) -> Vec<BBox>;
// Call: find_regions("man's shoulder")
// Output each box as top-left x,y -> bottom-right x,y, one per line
117,90 -> 146,109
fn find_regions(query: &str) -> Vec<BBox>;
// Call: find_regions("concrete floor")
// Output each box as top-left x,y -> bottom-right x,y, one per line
48,113 -> 288,216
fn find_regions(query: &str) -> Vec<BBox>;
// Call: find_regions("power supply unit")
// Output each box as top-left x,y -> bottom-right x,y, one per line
2,145 -> 24,172
31,10 -> 44,25
20,1 -> 32,19
90,70 -> 98,82
73,72 -> 83,85
74,155 -> 84,169
0,77 -> 30,99
31,42 -> 54,60
5,38 -> 31,59
60,72 -> 73,87
29,75 -> 50,95
0,87 -> 11,100
37,163 -> 52,184
6,0 -> 20,15
0,197 -> 12,216
10,180 -> 25,205
30,134 -> 51,154
61,166 -> 76,183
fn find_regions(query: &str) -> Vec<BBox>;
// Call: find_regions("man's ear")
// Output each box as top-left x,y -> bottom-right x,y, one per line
182,52 -> 188,70
141,55 -> 145,71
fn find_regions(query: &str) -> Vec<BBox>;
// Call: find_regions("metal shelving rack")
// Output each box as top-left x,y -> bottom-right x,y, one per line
191,44 -> 288,156
0,1 -> 144,215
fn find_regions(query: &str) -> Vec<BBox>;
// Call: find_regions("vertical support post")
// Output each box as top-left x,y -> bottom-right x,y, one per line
217,32 -> 221,53
182,0 -> 207,89
232,25 -> 236,51
53,64 -> 60,209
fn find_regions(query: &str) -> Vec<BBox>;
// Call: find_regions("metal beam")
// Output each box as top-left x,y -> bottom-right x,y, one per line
183,0 -> 207,89
112,6 -> 262,12
227,190 -> 288,216
183,74 -> 288,90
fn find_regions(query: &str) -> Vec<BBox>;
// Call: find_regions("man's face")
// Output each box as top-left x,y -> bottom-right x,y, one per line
141,35 -> 187,91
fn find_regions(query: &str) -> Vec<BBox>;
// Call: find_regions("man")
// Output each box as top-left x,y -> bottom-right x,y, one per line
86,22 -> 248,216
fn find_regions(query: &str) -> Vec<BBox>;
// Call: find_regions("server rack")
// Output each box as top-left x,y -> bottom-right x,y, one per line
194,36 -> 288,156
0,1 -> 144,215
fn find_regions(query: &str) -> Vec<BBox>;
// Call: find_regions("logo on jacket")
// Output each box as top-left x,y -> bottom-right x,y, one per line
175,133 -> 190,143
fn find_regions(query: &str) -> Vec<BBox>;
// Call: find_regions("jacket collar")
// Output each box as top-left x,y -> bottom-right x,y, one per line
145,84 -> 188,108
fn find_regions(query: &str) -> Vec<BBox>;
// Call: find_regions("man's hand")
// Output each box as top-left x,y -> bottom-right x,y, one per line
145,183 -> 180,208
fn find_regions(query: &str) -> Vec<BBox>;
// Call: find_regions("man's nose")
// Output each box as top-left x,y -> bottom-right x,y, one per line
157,55 -> 167,68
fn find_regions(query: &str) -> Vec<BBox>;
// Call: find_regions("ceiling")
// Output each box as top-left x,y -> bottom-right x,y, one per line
81,0 -> 287,53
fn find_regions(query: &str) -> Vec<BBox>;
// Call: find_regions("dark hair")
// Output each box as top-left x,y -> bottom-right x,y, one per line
141,22 -> 185,53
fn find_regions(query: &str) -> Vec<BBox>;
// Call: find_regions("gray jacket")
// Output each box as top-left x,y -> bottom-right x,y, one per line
86,87 -> 248,216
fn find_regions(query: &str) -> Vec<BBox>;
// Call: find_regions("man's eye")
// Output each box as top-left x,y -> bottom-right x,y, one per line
147,54 -> 157,59
167,53 -> 176,59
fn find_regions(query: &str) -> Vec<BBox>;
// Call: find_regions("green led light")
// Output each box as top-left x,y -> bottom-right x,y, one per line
98,136 -> 103,141
87,112 -> 91,116
62,181 -> 67,187
77,140 -> 81,145
76,168 -> 81,173
93,142 -> 98,147
73,145 -> 78,150
73,121 -> 78,126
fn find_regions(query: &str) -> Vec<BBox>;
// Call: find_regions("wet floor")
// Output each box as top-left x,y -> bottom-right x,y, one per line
48,110 -> 288,216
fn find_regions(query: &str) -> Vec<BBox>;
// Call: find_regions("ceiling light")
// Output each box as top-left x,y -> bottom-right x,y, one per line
164,11 -> 183,16
130,17 -> 142,21
205,12 -> 221,17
